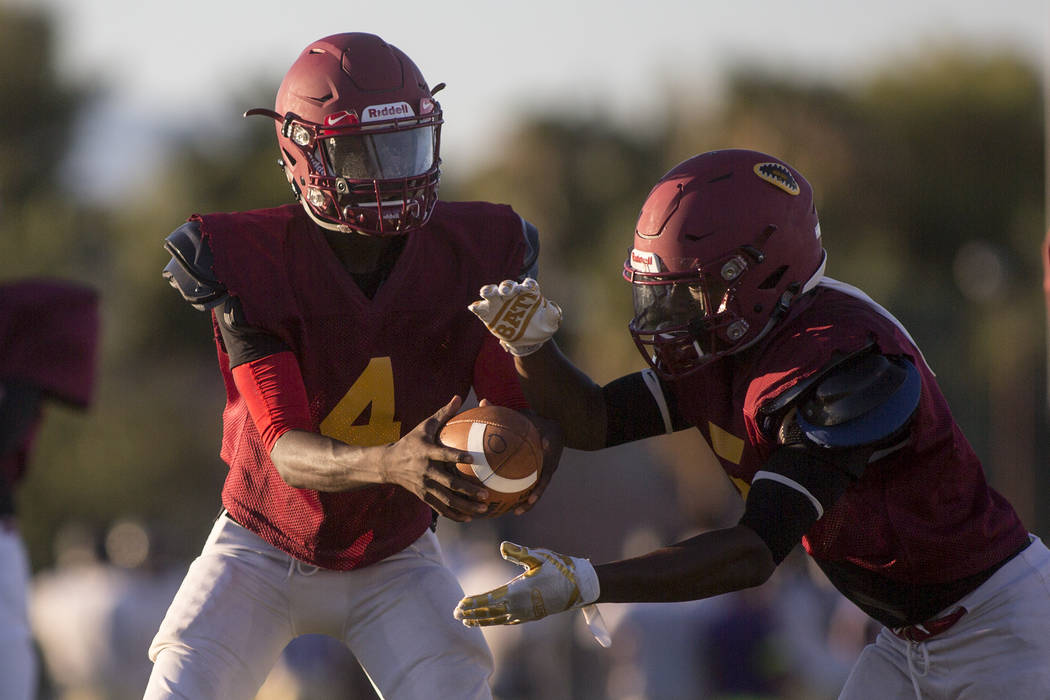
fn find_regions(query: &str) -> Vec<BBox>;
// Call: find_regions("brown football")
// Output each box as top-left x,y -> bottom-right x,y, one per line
438,405 -> 543,517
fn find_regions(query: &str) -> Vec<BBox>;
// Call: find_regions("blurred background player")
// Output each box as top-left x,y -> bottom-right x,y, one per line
0,278 -> 99,700
460,149 -> 1050,698
149,32 -> 558,700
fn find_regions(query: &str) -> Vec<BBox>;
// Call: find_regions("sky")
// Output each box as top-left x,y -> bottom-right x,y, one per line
11,0 -> 1048,200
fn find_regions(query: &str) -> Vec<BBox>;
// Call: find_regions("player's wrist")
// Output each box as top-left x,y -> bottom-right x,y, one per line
500,338 -> 547,357
572,555 -> 600,607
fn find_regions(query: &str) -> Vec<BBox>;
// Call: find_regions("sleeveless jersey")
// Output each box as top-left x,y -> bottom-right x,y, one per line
667,280 -> 1028,625
196,202 -> 528,570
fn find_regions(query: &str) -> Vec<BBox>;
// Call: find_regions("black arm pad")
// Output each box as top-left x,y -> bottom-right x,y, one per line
738,443 -> 856,564
215,297 -> 291,367
603,370 -> 686,447
738,479 -> 817,565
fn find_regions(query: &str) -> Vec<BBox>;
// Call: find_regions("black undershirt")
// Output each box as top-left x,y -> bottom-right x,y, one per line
346,235 -> 407,300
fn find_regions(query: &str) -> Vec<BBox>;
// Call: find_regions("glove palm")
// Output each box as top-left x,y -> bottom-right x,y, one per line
454,541 -> 599,626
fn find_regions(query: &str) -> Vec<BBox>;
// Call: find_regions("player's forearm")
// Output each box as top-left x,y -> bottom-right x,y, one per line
269,429 -> 388,492
594,525 -> 776,603
514,341 -> 607,450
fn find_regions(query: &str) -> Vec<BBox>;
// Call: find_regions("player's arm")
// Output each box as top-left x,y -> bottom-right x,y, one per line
509,340 -> 606,449
456,350 -> 921,624
591,441 -> 858,602
470,278 -> 682,449
162,222 -> 489,520
218,302 -> 490,519
601,351 -> 922,599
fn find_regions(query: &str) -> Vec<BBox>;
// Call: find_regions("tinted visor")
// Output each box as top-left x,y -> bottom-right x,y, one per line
631,281 -> 709,333
324,126 -> 436,180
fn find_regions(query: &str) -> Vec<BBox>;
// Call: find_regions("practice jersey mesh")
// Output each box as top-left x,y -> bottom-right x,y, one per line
195,201 -> 529,569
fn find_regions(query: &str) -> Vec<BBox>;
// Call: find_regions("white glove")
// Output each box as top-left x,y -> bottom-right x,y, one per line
454,541 -> 599,626
468,278 -> 562,356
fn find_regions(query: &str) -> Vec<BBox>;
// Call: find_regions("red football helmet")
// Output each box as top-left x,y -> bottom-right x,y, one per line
624,149 -> 826,379
247,33 -> 443,235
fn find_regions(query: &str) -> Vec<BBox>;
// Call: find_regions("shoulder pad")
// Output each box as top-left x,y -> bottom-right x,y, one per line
520,217 -> 539,280
796,353 -> 921,448
162,221 -> 227,311
760,342 -> 876,419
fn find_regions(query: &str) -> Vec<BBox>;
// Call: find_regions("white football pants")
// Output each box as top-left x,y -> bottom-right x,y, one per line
839,535 -> 1050,699
145,514 -> 493,700
0,526 -> 35,700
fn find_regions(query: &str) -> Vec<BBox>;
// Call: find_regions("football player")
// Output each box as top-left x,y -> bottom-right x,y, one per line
147,33 -> 559,700
0,279 -> 99,700
460,149 -> 1050,698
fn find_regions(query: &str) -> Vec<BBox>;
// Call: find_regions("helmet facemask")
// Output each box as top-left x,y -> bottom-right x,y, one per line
274,108 -> 442,236
252,33 -> 446,236
625,248 -> 769,378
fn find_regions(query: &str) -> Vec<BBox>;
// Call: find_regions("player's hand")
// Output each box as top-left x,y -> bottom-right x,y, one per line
380,395 -> 490,522
468,278 -> 562,356
454,542 -> 599,626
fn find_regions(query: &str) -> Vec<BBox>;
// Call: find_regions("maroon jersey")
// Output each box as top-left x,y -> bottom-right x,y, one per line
196,202 -> 529,570
668,279 -> 1027,622
0,279 -> 99,486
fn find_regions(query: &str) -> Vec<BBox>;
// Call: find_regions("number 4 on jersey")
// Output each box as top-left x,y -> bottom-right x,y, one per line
319,357 -> 402,446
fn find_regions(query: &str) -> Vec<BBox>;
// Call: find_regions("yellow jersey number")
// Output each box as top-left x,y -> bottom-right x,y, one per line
318,357 -> 402,446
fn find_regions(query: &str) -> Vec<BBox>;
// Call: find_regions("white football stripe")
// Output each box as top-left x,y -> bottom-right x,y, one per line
465,423 -> 538,493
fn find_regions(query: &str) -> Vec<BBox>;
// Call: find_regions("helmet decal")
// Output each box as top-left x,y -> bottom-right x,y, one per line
323,110 -> 359,127
629,249 -> 664,273
754,162 -> 801,196
361,101 -> 415,122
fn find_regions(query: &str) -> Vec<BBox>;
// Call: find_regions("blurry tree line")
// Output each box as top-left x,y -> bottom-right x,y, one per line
1,2 -> 1045,573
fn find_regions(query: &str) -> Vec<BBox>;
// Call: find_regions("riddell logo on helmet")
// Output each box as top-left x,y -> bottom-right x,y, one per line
362,101 -> 415,123
630,249 -> 662,273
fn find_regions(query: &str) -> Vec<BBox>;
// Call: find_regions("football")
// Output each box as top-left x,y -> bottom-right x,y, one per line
439,405 -> 543,517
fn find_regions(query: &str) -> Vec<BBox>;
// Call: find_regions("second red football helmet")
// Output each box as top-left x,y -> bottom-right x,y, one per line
247,33 -> 443,235
623,149 -> 826,379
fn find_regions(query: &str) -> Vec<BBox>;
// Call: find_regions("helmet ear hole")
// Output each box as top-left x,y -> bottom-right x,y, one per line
758,265 -> 789,290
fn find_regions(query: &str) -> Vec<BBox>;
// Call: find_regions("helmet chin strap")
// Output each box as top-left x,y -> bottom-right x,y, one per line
301,200 -> 359,235
725,248 -> 829,356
